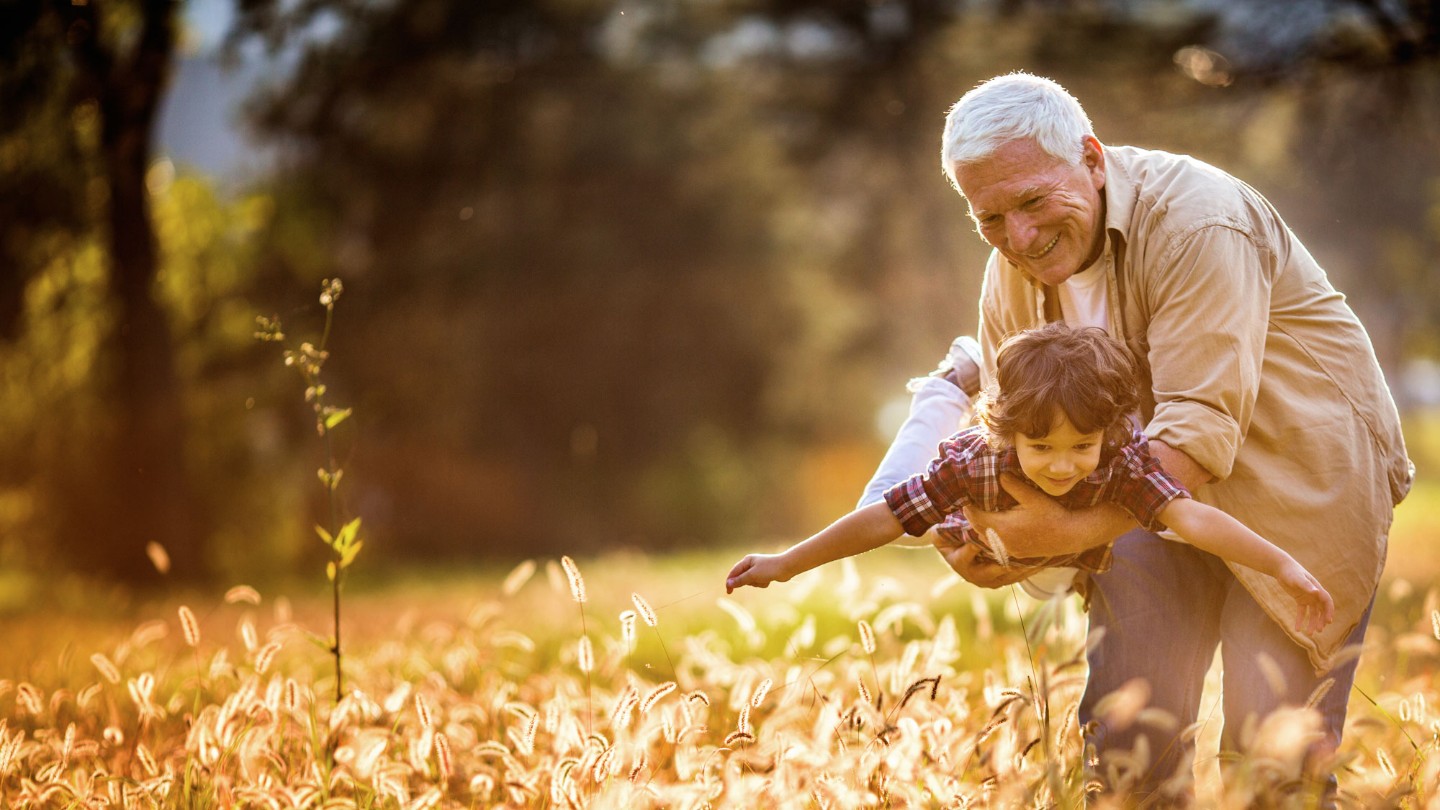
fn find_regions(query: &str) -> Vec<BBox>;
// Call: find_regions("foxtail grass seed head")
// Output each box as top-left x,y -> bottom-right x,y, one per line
1377,747 -> 1395,778
596,745 -> 621,782
416,693 -> 434,728
642,682 -> 677,714
178,606 -> 201,647
751,678 -> 772,708
77,683 -> 101,711
91,653 -> 121,685
15,683 -> 41,716
737,703 -> 752,734
128,674 -> 155,712
1432,609 -> 1439,641
858,676 -> 873,706
435,731 -> 453,782
629,752 -> 648,784
983,528 -> 1010,568
136,743 -> 158,776
224,585 -> 262,605
1305,678 -> 1335,709
632,593 -> 657,627
577,636 -> 594,673
240,620 -> 258,652
619,610 -> 637,650
255,641 -> 282,675
145,542 -> 170,574
724,730 -> 755,746
859,620 -> 876,655
502,560 -> 537,596
524,712 -> 539,753
561,556 -> 587,603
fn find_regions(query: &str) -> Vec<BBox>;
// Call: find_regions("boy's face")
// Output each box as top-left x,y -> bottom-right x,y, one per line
1013,411 -> 1104,496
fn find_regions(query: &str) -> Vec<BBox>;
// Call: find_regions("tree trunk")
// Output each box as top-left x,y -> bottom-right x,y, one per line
67,0 -> 207,583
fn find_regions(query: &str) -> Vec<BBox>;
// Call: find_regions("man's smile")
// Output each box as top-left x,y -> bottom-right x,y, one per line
1024,233 -> 1060,259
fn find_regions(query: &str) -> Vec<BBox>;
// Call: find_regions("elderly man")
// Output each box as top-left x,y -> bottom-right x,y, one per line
861,73 -> 1412,802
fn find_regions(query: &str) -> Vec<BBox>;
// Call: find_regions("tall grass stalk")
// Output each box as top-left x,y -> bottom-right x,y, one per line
256,278 -> 363,707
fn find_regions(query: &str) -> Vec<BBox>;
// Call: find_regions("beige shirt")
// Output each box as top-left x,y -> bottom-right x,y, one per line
977,145 -> 1414,672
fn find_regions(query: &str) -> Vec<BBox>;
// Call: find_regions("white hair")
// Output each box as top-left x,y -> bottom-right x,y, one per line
940,73 -> 1095,190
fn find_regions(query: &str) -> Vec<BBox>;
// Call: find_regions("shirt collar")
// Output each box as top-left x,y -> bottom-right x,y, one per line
1100,143 -> 1136,254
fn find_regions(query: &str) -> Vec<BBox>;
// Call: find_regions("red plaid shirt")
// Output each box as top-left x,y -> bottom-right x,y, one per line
883,426 -> 1191,571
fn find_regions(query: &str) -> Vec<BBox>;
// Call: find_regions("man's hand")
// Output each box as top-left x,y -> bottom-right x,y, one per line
933,533 -> 1040,589
964,473 -> 1131,557
726,553 -> 794,593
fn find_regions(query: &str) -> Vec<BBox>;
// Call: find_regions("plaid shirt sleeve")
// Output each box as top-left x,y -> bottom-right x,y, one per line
1106,433 -> 1192,531
883,428 -> 989,537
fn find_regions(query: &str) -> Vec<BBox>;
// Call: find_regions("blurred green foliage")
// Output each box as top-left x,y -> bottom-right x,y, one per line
1,0 -> 1439,582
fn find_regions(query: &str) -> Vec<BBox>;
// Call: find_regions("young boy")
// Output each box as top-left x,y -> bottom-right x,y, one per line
726,323 -> 1334,635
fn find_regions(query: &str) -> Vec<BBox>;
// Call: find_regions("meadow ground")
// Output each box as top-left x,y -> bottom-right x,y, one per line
2,480 -> 1440,808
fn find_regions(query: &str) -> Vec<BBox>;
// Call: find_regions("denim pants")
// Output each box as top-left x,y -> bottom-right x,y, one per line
1081,529 -> 1373,804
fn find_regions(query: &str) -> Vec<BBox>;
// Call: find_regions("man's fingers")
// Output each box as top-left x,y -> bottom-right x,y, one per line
998,473 -> 1045,506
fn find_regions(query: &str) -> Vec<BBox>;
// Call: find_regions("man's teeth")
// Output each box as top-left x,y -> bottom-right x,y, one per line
1027,234 -> 1059,259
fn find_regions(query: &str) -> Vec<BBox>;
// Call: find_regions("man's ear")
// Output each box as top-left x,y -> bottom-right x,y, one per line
1082,136 -> 1105,188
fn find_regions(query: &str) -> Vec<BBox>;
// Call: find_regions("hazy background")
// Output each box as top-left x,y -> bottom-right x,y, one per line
2,0 -> 1439,592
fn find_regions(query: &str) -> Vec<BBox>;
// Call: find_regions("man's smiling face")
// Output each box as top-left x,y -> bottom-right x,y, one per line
954,137 -> 1107,286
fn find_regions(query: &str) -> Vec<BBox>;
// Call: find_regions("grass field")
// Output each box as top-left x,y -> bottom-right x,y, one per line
1,480 -> 1439,808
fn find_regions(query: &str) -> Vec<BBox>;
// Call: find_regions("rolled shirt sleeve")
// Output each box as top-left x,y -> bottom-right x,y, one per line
1105,436 -> 1193,532
1136,224 -> 1272,482
882,428 -> 987,537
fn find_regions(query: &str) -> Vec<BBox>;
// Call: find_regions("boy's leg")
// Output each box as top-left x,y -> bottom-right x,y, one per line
1218,577 -> 1375,806
1079,531 -> 1228,802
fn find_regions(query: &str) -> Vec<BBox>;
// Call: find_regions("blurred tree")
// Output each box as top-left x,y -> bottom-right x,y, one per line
0,0 -> 207,583
225,0 -> 987,556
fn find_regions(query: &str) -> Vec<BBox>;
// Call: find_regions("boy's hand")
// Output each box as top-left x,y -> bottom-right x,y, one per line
1277,559 -> 1335,635
726,553 -> 794,594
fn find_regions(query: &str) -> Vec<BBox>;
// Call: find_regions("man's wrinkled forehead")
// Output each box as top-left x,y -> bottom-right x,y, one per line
965,179 -> 1059,220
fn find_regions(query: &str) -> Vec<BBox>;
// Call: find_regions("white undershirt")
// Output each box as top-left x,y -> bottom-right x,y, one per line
1058,250 -> 1111,333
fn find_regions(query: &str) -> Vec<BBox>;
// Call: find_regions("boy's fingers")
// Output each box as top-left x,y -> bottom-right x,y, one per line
727,557 -> 754,579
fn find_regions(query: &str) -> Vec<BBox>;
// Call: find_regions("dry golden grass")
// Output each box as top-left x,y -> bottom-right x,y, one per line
1,538 -> 1438,808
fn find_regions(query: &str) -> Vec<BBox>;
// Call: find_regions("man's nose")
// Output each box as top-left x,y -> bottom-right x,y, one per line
1006,214 -> 1039,252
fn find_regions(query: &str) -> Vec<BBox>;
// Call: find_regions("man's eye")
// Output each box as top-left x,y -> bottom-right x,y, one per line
1021,196 -> 1043,210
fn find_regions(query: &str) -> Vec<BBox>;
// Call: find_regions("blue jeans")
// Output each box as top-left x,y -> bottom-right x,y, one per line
1080,530 -> 1373,805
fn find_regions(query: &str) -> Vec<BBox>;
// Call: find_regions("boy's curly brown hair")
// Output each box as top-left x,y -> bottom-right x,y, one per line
976,322 -> 1140,449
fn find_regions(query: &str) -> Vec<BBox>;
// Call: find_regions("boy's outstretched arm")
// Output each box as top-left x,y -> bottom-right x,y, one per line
1158,498 -> 1335,634
726,501 -> 904,593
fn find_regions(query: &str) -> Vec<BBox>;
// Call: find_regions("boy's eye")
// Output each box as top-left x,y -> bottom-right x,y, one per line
1074,443 -> 1094,451
1029,443 -> 1050,452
